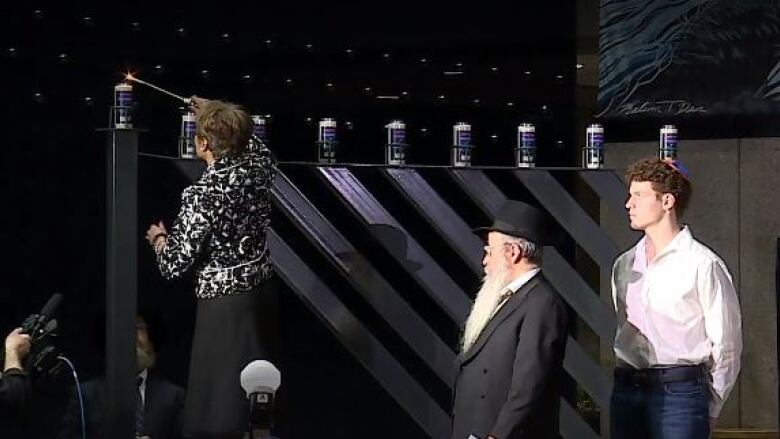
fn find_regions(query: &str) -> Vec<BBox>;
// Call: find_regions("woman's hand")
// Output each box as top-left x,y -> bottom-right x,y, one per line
145,221 -> 168,250
189,95 -> 210,112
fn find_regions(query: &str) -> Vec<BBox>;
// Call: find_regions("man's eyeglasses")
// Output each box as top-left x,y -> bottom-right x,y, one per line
483,242 -> 512,256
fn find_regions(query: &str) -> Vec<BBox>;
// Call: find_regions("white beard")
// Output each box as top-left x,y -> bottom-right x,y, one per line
461,263 -> 512,353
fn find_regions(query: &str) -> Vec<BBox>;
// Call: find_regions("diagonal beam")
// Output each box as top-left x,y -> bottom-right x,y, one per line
267,229 -> 451,439
272,172 -> 456,386
561,399 -> 601,439
446,169 -> 616,339
513,170 -> 620,273
578,170 -> 628,214
564,340 -> 611,408
318,167 -> 471,322
386,168 -> 612,408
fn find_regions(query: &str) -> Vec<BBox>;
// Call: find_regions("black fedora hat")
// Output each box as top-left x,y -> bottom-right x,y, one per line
473,200 -> 555,246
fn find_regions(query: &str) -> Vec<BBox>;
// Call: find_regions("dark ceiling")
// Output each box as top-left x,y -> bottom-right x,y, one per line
3,3 -> 577,163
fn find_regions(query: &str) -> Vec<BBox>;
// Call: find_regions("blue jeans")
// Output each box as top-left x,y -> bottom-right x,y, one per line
610,366 -> 710,439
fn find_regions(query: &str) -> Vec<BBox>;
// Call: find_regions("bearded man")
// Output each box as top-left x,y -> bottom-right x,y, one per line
451,200 -> 569,439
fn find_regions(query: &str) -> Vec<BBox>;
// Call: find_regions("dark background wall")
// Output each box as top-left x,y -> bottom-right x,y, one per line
0,3 -> 576,438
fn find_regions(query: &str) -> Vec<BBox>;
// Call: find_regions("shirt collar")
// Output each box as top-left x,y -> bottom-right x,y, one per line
137,368 -> 148,384
636,225 -> 692,263
503,267 -> 541,296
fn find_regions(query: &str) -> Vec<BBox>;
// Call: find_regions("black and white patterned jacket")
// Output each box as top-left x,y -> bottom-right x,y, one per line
156,141 -> 276,298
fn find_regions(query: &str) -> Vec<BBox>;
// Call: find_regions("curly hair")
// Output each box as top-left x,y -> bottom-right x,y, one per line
196,100 -> 253,159
625,157 -> 692,215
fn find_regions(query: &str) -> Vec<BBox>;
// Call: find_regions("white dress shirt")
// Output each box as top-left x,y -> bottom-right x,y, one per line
493,268 -> 541,316
137,368 -> 148,405
611,226 -> 742,417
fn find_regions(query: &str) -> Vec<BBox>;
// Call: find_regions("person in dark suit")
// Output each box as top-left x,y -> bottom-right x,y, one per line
0,328 -> 32,439
58,314 -> 185,439
452,200 -> 569,439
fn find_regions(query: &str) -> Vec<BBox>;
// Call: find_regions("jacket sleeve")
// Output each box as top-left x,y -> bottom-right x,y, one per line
699,259 -> 742,418
157,185 -> 214,279
489,293 -> 569,438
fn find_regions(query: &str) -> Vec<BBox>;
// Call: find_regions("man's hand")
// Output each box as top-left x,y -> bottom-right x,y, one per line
4,328 -> 31,371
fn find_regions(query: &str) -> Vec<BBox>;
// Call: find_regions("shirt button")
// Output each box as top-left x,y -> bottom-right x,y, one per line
483,369 -> 488,374
480,395 -> 485,399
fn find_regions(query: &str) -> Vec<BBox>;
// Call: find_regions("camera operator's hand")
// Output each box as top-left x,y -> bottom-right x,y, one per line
4,328 -> 31,372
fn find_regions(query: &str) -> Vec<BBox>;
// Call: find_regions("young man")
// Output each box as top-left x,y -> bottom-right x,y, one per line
611,157 -> 742,439
452,200 -> 568,439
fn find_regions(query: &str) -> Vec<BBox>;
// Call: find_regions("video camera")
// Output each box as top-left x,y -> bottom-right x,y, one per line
18,293 -> 64,378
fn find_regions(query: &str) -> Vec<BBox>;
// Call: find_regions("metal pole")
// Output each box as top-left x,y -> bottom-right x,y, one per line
100,127 -> 139,439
